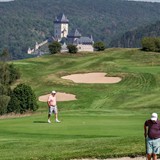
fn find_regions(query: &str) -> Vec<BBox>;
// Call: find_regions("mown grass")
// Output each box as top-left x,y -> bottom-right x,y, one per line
1,48 -> 160,159
0,112 -> 145,160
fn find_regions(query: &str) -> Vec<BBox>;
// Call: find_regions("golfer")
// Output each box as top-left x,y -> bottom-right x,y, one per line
47,90 -> 60,123
144,113 -> 160,160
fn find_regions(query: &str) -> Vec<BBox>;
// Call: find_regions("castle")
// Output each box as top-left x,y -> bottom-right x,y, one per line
28,13 -> 94,54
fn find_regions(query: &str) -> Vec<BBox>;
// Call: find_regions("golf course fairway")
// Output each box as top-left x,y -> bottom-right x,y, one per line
1,48 -> 160,160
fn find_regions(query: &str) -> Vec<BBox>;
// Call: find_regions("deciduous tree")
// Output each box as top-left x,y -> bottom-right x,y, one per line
8,84 -> 38,114
48,41 -> 61,54
94,41 -> 106,51
67,44 -> 78,54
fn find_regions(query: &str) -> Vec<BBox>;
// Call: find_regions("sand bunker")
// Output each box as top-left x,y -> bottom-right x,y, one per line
61,72 -> 121,84
39,73 -> 121,102
39,92 -> 76,102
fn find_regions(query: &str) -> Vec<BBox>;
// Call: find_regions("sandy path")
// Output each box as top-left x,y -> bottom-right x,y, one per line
61,72 -> 121,84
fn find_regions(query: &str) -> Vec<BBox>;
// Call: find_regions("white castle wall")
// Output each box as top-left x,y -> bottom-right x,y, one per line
27,40 -> 48,54
77,44 -> 94,52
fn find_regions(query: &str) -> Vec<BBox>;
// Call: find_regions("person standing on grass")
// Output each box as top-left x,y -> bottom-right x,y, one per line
144,113 -> 160,160
47,90 -> 60,123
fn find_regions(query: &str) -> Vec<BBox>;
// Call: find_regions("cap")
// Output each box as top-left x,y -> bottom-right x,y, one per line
51,90 -> 56,94
151,113 -> 158,121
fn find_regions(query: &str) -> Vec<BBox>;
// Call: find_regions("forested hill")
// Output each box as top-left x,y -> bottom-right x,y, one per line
109,21 -> 160,48
1,0 -> 160,59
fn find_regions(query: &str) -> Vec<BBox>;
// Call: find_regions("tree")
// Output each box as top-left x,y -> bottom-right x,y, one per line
0,83 -> 11,96
0,62 -> 20,115
67,44 -> 78,54
141,37 -> 156,51
141,37 -> 160,52
0,48 -> 10,62
154,38 -> 160,52
0,62 -> 20,85
7,94 -> 20,113
48,41 -> 61,54
94,41 -> 106,51
8,64 -> 20,84
0,62 -> 10,85
8,84 -> 38,114
0,95 -> 10,115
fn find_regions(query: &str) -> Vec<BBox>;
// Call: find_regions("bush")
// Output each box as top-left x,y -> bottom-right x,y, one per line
141,37 -> 160,52
67,44 -> 78,54
48,41 -> 61,54
154,38 -> 160,52
0,95 -> 10,115
0,62 -> 20,115
0,83 -> 11,96
0,48 -> 10,62
94,41 -> 106,51
8,64 -> 20,84
0,62 -> 20,85
8,84 -> 38,114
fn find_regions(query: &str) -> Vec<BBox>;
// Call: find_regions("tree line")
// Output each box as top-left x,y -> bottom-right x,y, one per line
48,37 -> 160,54
48,41 -> 106,54
1,0 -> 160,59
110,21 -> 160,48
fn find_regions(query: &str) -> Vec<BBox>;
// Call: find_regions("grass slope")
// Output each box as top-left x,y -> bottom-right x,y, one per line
1,48 -> 160,159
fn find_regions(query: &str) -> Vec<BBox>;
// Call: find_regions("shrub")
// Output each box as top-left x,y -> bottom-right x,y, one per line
0,48 -> 10,62
141,37 -> 160,52
67,44 -> 78,54
0,95 -> 10,115
0,62 -> 20,85
48,41 -> 61,54
8,64 -> 20,84
94,41 -> 106,51
0,83 -> 11,96
0,62 -> 20,115
8,84 -> 38,114
154,38 -> 160,52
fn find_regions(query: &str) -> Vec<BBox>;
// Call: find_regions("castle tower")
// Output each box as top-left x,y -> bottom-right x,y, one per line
54,13 -> 69,41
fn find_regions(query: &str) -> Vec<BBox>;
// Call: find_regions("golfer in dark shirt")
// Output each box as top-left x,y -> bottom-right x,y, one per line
144,113 -> 160,160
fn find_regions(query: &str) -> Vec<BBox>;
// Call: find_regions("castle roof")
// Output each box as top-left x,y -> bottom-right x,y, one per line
54,13 -> 69,23
75,37 -> 94,45
68,29 -> 81,38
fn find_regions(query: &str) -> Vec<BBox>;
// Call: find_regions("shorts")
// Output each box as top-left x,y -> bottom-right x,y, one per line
147,137 -> 160,154
48,106 -> 58,114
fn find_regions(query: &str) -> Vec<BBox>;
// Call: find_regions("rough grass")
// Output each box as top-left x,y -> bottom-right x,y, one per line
1,48 -> 160,159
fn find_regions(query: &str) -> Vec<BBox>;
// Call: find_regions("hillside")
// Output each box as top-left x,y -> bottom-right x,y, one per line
110,21 -> 160,48
1,0 -> 160,59
0,48 -> 160,159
